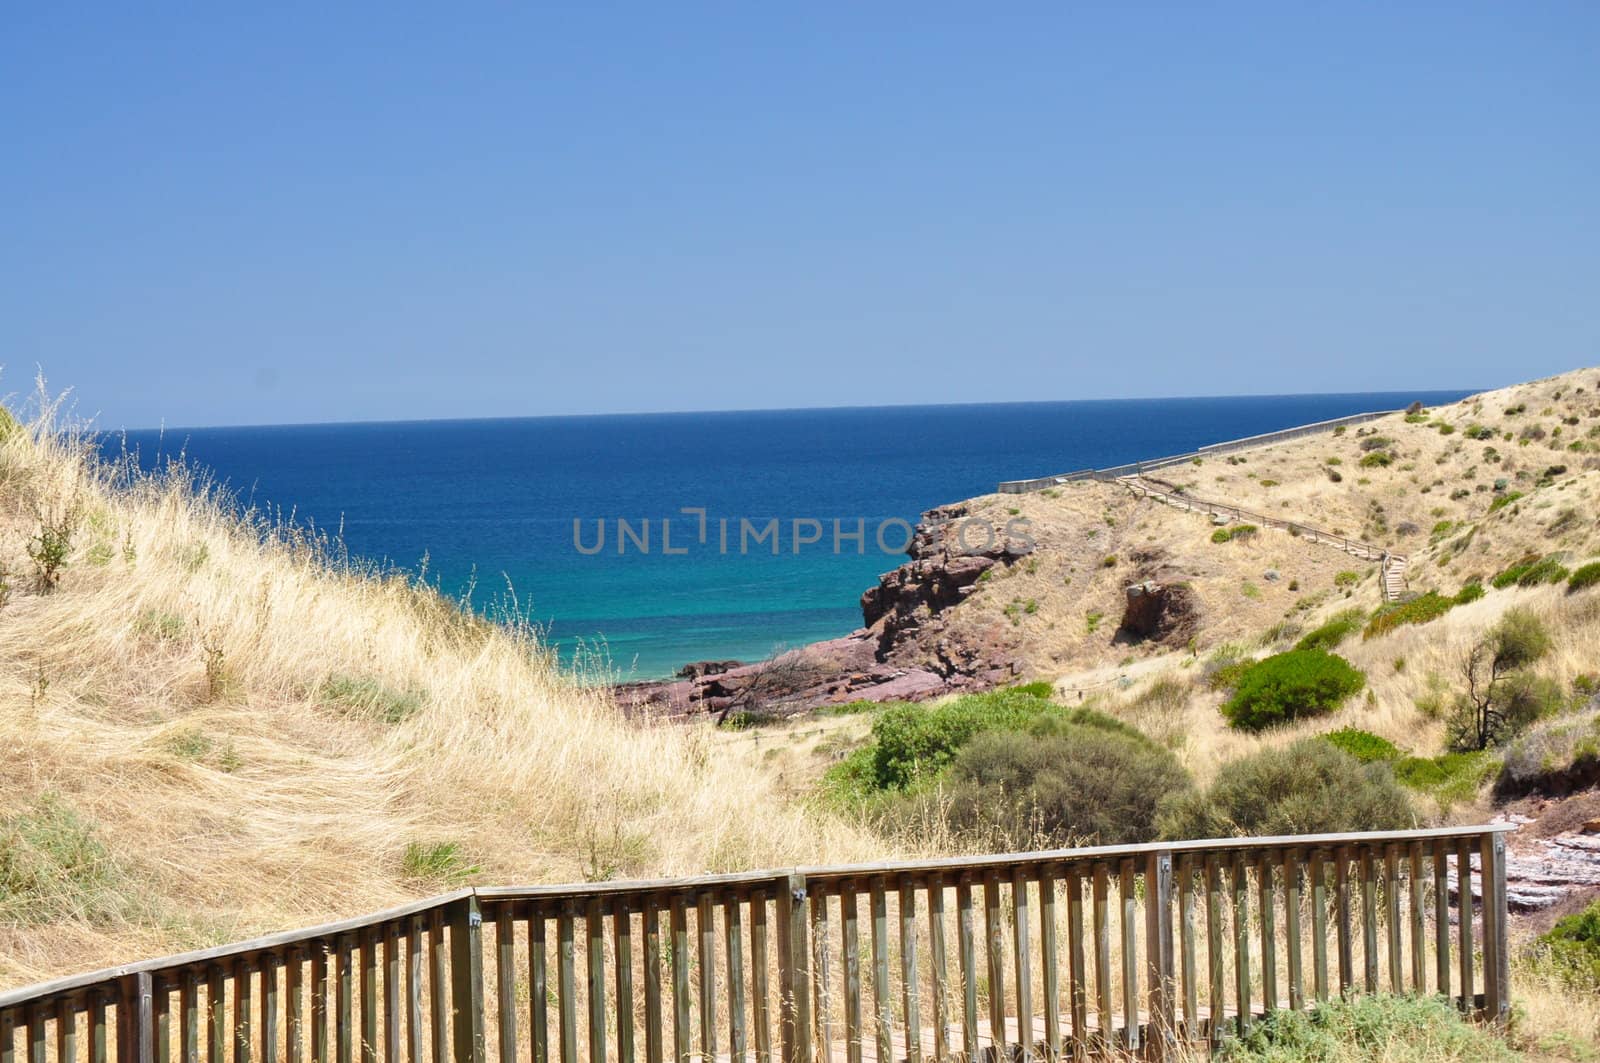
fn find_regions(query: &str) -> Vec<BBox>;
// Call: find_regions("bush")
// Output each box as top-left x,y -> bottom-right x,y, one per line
1359,436 -> 1393,452
1211,527 -> 1232,544
1447,608 -> 1555,752
1494,707 -> 1600,798
1158,740 -> 1413,839
0,793 -> 128,925
1220,650 -> 1365,732
1569,561 -> 1600,592
1294,609 -> 1366,652
1488,490 -> 1524,513
1394,752 -> 1497,809
1218,993 -> 1516,1062
1491,555 -> 1541,588
939,717 -> 1195,848
1539,898 -> 1600,987
1320,727 -> 1401,763
1362,593 -> 1453,639
1006,680 -> 1055,699
1358,451 -> 1394,468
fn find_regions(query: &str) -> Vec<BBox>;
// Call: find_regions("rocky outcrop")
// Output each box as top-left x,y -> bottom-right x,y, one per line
1117,580 -> 1201,646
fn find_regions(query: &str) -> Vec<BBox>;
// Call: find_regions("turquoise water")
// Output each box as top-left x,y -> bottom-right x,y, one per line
108,391 -> 1467,678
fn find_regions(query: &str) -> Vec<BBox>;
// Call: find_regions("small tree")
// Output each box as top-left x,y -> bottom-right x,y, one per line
1448,608 -> 1552,751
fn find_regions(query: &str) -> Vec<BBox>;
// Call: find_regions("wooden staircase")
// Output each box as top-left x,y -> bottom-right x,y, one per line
1382,553 -> 1409,602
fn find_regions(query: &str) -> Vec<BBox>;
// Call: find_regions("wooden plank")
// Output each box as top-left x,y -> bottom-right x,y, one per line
1456,840 -> 1473,1012
588,901 -> 609,1063
808,890 -> 830,1063
840,887 -> 862,1063
1432,846 -> 1450,1001
1481,833 -> 1509,1024
430,915 -> 448,1063
26,1008 -> 42,1063
870,881 -> 891,1063
311,953 -> 327,1063
1334,849 -> 1353,996
956,881 -> 978,1063
262,954 -> 279,1063
1385,847 -> 1404,993
1408,846 -> 1426,994
669,898 -> 690,1063
1203,857 -> 1223,1043
696,895 -> 716,1063
1,1008 -> 13,1063
1143,850 -> 1174,1056
497,914 -> 517,1063
1283,852 -> 1303,1012
925,877 -> 949,1063
1092,864 -> 1111,1047
337,940 -> 353,1063
1360,849 -> 1378,994
530,909 -> 550,1063
983,873 -> 1006,1056
1118,860 -> 1138,1051
725,895 -> 746,1063
557,909 -> 578,1063
63,994 -> 82,1063
1259,856 -> 1277,1012
615,901 -> 636,1063
1309,854 -> 1328,1005
1231,854 -> 1250,1035
182,972 -> 201,1063
236,958 -> 254,1063
1177,855 -> 1197,1037
362,933 -> 378,1063
1009,870 -> 1030,1063
92,993 -> 110,1063
775,874 -> 811,1063
749,895 -> 769,1063
405,925 -> 420,1063
1037,867 -> 1060,1059
288,951 -> 305,1063
642,902 -> 663,1063
1065,868 -> 1086,1047
120,973 -> 154,1063
448,898 -> 486,1063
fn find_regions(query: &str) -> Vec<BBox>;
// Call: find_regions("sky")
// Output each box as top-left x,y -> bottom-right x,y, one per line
2,3 -> 1596,429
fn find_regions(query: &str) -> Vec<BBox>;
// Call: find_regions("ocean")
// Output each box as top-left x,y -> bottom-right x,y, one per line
105,390 -> 1469,679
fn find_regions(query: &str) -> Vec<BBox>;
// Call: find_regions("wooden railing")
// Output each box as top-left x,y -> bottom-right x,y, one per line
0,827 -> 1513,1063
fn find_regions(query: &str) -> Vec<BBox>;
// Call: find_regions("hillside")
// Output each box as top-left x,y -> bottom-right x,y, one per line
0,387 -> 877,987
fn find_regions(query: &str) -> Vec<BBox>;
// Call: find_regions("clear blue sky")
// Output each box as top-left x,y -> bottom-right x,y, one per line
3,4 -> 1596,429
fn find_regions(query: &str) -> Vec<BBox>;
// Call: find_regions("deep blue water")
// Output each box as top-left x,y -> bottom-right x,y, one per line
105,391 -> 1467,679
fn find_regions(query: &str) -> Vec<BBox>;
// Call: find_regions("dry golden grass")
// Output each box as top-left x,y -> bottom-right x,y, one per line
0,383 -> 881,987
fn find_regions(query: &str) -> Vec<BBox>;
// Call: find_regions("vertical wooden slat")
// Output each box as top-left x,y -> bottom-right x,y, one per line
1433,845 -> 1450,1002
1309,853 -> 1329,1004
337,940 -> 353,1063
1037,867 -> 1061,1060
1009,871 -> 1029,1063
926,878 -> 950,1063
1334,849 -> 1353,997
1231,854 -> 1250,1035
956,881 -> 979,1063
809,890 -> 830,1063
92,992 -> 110,1063
311,951 -> 328,1063
557,909 -> 578,1063
1092,864 -> 1111,1047
775,874 -> 811,1063
182,972 -> 201,1063
750,895 -> 770,1063
1456,839 -> 1474,1012
1259,856 -> 1277,1012
1408,846 -> 1426,993
589,900 -> 608,1063
496,914 -> 517,1063
726,895 -> 747,1063
1177,855 -> 1197,1038
1065,868 -> 1087,1047
530,909 -> 550,1063
1144,850 -> 1175,1057
405,925 -> 420,1063
1283,852 -> 1303,1012
61,995 -> 81,1063
840,887 -> 862,1063
1481,832 -> 1509,1024
362,933 -> 378,1063
262,954 -> 280,1063
696,895 -> 715,1063
642,902 -> 663,1063
983,874 -> 1006,1056
288,951 -> 305,1063
1360,849 -> 1379,994
1203,857 -> 1223,1043
26,1009 -> 43,1063
448,898 -> 486,1063
1385,847 -> 1404,993
616,902 -> 637,1063
870,881 -> 891,1063
1,1008 -> 14,1063
236,959 -> 254,1063
430,915 -> 448,1063
1117,860 -> 1138,1051
899,878 -> 921,1063
120,973 -> 155,1063
669,898 -> 690,1063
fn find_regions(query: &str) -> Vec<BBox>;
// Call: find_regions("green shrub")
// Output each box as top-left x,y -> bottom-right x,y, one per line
401,841 -> 481,885
1218,993 -> 1516,1062
1454,581 -> 1485,604
1358,451 -> 1393,468
1007,681 -> 1055,699
1491,555 -> 1541,588
1393,752 -> 1496,808
1359,436 -> 1393,452
1211,528 -> 1232,544
1464,423 -> 1496,440
1158,740 -> 1413,839
1220,650 -> 1365,732
1320,727 -> 1401,763
1333,570 -> 1361,588
1515,556 -> 1571,587
1363,593 -> 1453,639
1294,609 -> 1365,652
1538,898 -> 1600,987
324,675 -> 426,724
1488,490 -> 1524,513
0,794 -> 128,925
937,717 -> 1195,848
1569,562 -> 1600,592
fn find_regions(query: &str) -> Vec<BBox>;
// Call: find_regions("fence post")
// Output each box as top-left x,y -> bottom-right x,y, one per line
117,972 -> 153,1063
1144,851 -> 1175,1058
449,895 -> 486,1063
1480,833 -> 1511,1024
776,873 -> 812,1063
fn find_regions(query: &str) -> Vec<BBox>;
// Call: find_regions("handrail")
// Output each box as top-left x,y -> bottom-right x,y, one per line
0,827 -> 1513,1062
